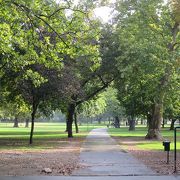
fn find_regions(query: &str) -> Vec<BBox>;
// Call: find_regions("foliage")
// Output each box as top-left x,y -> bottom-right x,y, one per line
0,95 -> 30,120
113,0 -> 179,127
101,87 -> 125,118
77,93 -> 106,118
0,0 -> 102,140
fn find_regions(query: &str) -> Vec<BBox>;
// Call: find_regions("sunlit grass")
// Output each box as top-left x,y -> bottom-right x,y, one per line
0,122 -> 106,151
108,126 -> 180,151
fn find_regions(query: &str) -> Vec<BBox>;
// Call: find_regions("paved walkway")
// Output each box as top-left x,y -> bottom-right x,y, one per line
0,128 -> 179,180
72,128 -> 156,176
0,176 -> 180,180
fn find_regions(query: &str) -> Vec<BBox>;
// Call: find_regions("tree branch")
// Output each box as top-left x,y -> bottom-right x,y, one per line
0,61 -> 8,70
76,78 -> 114,106
97,74 -> 106,86
41,7 -> 87,19
11,1 -> 69,48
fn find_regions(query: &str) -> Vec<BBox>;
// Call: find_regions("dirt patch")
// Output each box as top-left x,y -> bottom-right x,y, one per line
128,148 -> 180,175
113,136 -> 180,175
0,138 -> 84,176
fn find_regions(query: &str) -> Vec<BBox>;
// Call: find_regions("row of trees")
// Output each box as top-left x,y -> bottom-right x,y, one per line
0,0 -> 114,143
0,0 -> 179,143
111,0 -> 180,139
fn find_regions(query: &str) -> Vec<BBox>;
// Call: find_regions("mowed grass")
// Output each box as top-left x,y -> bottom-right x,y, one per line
108,126 -> 180,151
0,122 -> 105,151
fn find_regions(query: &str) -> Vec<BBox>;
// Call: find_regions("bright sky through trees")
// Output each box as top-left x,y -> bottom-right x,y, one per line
94,6 -> 113,23
55,0 -> 115,23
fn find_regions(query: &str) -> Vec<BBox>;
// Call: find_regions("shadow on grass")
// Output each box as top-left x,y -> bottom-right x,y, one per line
0,131 -> 68,136
0,136 -> 85,151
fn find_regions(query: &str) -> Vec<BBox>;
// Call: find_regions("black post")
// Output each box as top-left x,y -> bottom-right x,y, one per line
174,126 -> 180,173
167,151 -> 169,164
174,127 -> 176,172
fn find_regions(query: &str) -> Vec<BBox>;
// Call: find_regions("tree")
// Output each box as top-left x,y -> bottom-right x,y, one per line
77,94 -> 106,119
61,10 -> 116,138
164,77 -> 180,130
0,97 -> 30,127
0,0 -> 103,140
113,0 -> 179,139
101,87 -> 125,128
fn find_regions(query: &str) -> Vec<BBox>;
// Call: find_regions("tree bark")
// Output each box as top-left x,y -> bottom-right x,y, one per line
25,119 -> 29,128
67,103 -> 75,138
74,112 -> 79,133
129,120 -> 135,131
146,113 -> 152,127
65,114 -> 68,132
170,119 -> 176,130
128,116 -> 135,131
13,117 -> 19,128
29,102 -> 38,144
145,103 -> 163,140
114,116 -> 120,128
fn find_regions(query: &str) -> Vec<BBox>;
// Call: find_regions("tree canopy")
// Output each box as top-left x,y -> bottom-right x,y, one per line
0,0 -> 179,142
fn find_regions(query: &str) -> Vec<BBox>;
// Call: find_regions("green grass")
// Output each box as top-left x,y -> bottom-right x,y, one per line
108,126 -> 180,151
1,123 -> 179,152
0,122 -> 106,151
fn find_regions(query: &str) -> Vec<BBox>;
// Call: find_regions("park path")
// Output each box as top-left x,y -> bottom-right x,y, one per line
72,128 -> 156,176
0,128 -> 179,180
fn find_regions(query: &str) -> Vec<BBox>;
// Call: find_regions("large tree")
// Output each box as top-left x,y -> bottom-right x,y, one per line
0,0 -> 102,140
113,0 -> 179,139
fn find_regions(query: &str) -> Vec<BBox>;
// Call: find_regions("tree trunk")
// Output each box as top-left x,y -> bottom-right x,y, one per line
13,117 -> 19,128
74,112 -> 79,133
108,117 -> 111,125
147,113 -> 152,127
29,102 -> 38,144
29,111 -> 35,144
67,103 -> 75,138
65,114 -> 68,132
170,119 -> 176,130
25,119 -> 29,128
129,120 -> 135,131
128,116 -> 135,131
114,116 -> 120,128
145,103 -> 163,140
98,117 -> 101,124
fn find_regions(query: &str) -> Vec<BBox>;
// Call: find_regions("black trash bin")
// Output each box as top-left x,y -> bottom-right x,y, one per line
163,141 -> 171,151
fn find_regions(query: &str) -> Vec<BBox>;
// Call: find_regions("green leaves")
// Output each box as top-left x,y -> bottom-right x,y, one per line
112,0 -> 179,117
0,0 -> 102,123
24,69 -> 48,87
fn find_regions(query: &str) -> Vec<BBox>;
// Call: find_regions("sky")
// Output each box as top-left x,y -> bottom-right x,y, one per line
56,0 -> 168,23
94,6 -> 113,23
94,0 -> 116,23
56,0 -> 115,23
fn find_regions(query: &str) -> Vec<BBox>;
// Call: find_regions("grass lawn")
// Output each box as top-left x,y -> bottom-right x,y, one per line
0,122 -> 106,151
108,126 -> 180,151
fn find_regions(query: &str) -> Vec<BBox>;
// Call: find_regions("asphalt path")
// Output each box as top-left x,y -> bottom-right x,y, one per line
72,128 -> 156,176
